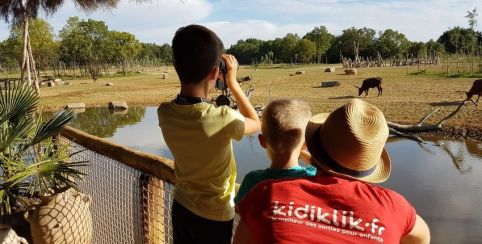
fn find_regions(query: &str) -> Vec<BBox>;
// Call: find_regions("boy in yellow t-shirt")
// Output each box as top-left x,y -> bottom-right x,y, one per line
157,25 -> 261,244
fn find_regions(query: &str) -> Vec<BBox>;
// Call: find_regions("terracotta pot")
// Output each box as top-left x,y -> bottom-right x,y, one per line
26,189 -> 92,244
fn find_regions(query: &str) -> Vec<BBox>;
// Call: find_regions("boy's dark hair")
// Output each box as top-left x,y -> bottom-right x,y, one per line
172,25 -> 224,84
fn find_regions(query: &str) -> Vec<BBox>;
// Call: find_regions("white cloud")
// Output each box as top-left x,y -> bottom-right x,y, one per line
203,20 -> 316,47
0,0 -> 213,43
211,0 -> 482,43
1,0 -> 481,46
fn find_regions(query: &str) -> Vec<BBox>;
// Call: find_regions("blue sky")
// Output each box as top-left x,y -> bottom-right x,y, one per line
0,0 -> 481,47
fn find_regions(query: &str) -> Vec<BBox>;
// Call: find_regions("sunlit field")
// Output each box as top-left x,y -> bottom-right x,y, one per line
36,64 -> 481,133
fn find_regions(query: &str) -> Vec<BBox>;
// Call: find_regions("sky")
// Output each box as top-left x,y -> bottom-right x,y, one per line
0,0 -> 481,47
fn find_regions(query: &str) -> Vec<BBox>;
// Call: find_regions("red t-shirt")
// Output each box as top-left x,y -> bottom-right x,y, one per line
238,175 -> 416,244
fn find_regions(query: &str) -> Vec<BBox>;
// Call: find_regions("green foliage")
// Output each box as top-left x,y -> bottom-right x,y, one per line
426,39 -> 445,56
109,31 -> 141,74
138,43 -> 172,63
335,27 -> 377,58
0,83 -> 84,214
8,18 -> 59,71
408,42 -> 428,58
228,39 -> 265,64
303,26 -> 334,63
296,39 -> 316,63
437,27 -> 481,54
376,29 -> 411,58
59,17 -> 111,67
280,33 -> 300,63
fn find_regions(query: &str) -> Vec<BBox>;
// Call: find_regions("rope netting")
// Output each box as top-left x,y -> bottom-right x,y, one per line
60,127 -> 176,244
60,126 -> 239,244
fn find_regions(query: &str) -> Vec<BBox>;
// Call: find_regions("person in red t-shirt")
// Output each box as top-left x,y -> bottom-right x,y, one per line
234,99 -> 430,244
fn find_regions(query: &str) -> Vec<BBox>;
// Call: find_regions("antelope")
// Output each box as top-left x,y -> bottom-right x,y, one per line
466,79 -> 482,104
237,75 -> 252,84
355,77 -> 383,97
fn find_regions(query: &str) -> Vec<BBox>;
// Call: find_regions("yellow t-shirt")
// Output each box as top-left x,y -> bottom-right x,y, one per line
157,101 -> 245,221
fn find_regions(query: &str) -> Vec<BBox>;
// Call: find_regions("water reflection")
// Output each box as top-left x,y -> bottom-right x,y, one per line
45,106 -> 482,244
59,107 -> 145,138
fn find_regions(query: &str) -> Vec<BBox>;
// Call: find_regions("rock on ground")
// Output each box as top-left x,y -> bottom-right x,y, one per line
108,101 -> 128,110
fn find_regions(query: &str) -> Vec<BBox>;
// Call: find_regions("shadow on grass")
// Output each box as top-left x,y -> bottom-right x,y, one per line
429,101 -> 464,107
328,95 -> 356,100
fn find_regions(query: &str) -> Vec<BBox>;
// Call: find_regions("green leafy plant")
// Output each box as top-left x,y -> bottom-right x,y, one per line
0,83 -> 87,214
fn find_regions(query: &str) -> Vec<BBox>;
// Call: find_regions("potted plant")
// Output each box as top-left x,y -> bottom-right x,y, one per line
0,83 -> 91,243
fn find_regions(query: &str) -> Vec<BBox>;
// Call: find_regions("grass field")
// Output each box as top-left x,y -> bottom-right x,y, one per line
36,64 -> 482,133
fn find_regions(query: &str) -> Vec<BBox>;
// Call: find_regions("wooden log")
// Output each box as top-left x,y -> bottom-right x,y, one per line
142,175 -> 165,244
60,126 -> 176,184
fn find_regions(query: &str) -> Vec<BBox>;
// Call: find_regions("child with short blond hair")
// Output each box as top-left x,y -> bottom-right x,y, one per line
234,99 -> 316,205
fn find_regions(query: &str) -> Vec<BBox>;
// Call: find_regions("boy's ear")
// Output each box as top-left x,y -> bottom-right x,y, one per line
301,143 -> 307,150
258,134 -> 267,148
208,66 -> 219,81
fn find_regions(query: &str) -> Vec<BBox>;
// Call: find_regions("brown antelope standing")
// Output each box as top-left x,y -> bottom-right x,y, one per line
466,79 -> 482,104
355,77 -> 383,97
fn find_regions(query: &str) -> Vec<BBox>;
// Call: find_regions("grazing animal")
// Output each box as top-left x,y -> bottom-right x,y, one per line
237,75 -> 252,84
466,79 -> 482,104
355,77 -> 383,97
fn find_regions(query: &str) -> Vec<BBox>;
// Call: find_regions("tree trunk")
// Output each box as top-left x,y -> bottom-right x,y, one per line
27,36 -> 40,93
21,15 -> 31,87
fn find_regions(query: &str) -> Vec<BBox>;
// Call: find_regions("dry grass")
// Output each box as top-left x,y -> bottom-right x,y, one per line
38,64 -> 482,132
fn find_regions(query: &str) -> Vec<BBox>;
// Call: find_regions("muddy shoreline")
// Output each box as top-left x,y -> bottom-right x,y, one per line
418,127 -> 482,142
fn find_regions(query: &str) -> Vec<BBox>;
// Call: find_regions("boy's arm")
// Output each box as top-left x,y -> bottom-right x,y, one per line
233,219 -> 251,244
400,215 -> 430,244
223,54 -> 261,135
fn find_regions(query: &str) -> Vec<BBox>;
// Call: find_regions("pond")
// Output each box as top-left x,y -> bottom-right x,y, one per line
64,106 -> 481,244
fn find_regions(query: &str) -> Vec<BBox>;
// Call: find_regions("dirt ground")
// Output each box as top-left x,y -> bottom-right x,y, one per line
37,64 -> 482,139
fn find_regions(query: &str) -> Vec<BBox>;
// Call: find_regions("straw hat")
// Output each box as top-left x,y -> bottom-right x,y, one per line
305,99 -> 391,183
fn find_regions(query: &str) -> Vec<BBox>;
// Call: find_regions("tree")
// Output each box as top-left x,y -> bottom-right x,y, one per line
426,39 -> 445,56
466,8 -> 479,30
437,27 -> 481,54
408,42 -> 428,59
227,39 -> 264,64
138,43 -> 173,64
335,27 -> 376,59
0,0 -> 118,92
303,26 -> 334,63
377,29 -> 411,58
59,18 -> 112,81
295,39 -> 316,63
8,18 -> 58,76
109,31 -> 141,75
0,39 -> 20,71
280,33 -> 300,63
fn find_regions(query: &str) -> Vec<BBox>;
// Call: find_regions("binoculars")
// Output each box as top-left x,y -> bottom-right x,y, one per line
215,59 -> 236,106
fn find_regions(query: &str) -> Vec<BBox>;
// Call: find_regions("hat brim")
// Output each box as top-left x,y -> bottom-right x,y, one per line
305,113 -> 391,183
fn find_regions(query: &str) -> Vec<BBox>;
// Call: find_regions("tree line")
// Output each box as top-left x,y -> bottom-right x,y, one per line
228,25 -> 482,65
0,17 -> 173,79
1,15 -> 481,77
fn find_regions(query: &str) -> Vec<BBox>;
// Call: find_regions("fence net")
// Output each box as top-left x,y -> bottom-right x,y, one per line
63,137 -> 175,244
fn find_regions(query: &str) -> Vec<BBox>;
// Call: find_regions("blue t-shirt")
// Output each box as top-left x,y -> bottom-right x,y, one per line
234,165 -> 317,204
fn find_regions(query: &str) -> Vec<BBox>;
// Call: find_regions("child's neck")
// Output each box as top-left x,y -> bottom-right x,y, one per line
269,153 -> 299,170
180,83 -> 209,98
